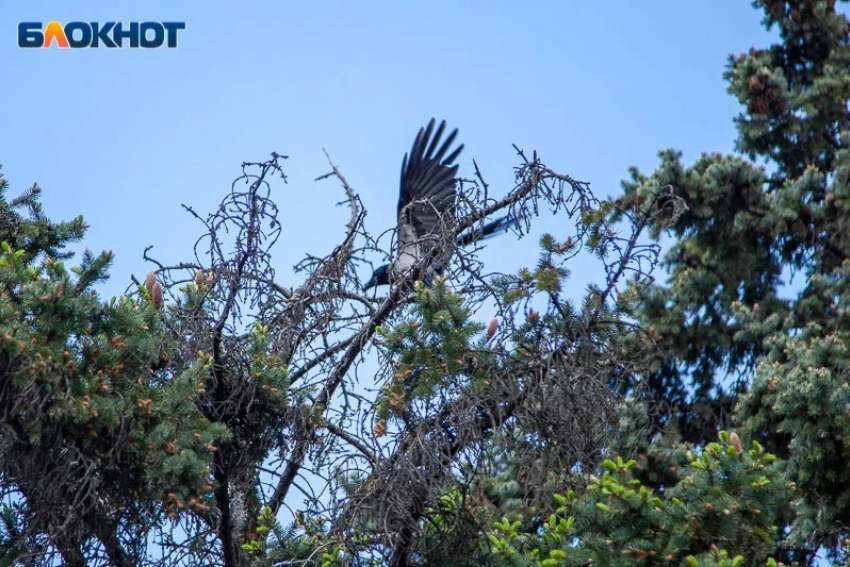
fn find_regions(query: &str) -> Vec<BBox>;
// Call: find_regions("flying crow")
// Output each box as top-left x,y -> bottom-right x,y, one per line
363,118 -> 514,291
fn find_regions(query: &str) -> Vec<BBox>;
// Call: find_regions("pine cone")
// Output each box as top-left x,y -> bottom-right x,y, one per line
486,318 -> 499,340
145,272 -> 157,296
152,282 -> 163,309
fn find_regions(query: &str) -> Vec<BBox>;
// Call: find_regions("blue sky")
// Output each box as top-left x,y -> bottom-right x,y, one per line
2,2 -> 782,301
5,2 -> 849,555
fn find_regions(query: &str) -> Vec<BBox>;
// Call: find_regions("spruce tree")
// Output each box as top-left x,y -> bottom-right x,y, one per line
0,168 -> 227,565
2,2 -> 849,564
611,0 -> 850,561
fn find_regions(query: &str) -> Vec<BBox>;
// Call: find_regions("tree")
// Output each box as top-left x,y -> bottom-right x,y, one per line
0,168 -> 227,566
2,1 -> 850,565
2,141 -> 671,565
612,0 -> 850,561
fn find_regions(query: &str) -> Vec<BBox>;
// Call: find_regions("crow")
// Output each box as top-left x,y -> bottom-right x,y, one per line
363,118 -> 514,291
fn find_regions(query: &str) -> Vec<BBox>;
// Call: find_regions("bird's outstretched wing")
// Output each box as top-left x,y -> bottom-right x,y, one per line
397,119 -> 464,258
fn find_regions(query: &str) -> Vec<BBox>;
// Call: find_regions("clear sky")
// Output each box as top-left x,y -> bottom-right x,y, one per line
5,4 -> 849,556
2,2 -> 785,301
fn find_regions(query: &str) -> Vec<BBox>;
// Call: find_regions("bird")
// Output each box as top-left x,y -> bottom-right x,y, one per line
363,118 -> 515,291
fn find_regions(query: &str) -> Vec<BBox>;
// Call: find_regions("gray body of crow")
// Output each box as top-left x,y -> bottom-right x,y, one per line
364,119 -> 514,291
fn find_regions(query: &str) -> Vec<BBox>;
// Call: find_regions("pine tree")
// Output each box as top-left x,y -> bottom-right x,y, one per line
615,0 -> 849,440
3,2 -> 849,564
610,0 -> 850,561
0,168 -> 227,565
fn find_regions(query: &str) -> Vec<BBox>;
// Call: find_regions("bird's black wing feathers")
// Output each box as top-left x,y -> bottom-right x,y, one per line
364,119 -> 513,290
398,118 -> 464,243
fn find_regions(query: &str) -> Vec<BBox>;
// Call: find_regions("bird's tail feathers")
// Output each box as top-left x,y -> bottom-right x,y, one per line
455,214 -> 518,247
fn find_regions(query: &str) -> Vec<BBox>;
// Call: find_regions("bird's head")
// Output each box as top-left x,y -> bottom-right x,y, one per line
363,264 -> 391,291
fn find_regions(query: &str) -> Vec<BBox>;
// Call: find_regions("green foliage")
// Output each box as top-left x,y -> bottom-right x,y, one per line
609,2 -> 850,558
2,2 -> 849,564
241,506 -> 276,559
0,165 -> 87,264
738,261 -> 850,553
481,433 -> 790,567
0,171 -> 229,561
0,238 -> 227,500
613,0 -> 850,441
600,0 -> 850,560
374,278 -> 485,426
